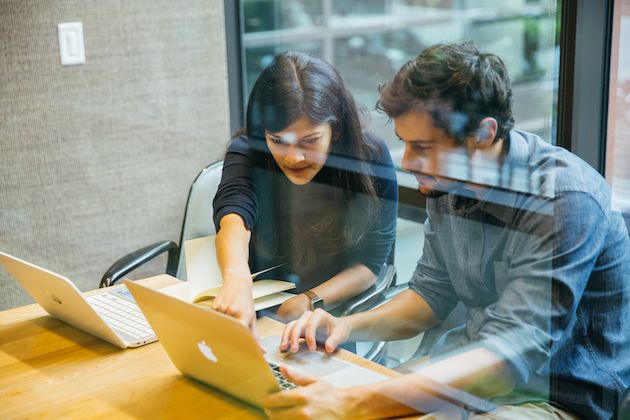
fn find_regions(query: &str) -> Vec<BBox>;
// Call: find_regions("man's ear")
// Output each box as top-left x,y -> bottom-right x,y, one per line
475,117 -> 498,148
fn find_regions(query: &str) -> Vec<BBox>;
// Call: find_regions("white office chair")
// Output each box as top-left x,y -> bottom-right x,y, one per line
100,161 -> 224,287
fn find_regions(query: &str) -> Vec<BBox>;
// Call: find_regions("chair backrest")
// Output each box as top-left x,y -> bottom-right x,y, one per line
175,161 -> 223,279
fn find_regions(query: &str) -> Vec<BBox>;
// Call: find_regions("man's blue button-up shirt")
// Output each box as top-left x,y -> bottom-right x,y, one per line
410,130 -> 630,419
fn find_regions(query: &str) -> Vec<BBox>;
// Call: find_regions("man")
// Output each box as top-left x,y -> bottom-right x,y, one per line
262,41 -> 630,419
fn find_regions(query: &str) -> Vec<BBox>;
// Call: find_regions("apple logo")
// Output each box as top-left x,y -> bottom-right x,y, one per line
197,340 -> 218,363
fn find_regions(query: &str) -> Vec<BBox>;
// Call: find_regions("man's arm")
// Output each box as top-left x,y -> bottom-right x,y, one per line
347,346 -> 513,418
347,289 -> 440,342
264,346 -> 513,419
281,289 -> 440,353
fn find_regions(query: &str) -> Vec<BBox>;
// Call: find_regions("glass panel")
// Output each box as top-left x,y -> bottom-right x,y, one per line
243,42 -> 323,96
240,0 -> 561,171
233,6 -> 627,418
243,0 -> 323,33
239,0 -> 562,326
606,0 -> 630,216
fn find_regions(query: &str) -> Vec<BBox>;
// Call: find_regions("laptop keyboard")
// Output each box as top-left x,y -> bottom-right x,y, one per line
87,293 -> 154,340
268,361 -> 298,390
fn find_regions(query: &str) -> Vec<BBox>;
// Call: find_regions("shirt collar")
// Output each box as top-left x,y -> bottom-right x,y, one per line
448,131 -> 529,224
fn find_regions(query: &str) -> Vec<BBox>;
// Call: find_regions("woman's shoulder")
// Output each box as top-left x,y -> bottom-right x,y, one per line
226,135 -> 251,155
361,130 -> 393,166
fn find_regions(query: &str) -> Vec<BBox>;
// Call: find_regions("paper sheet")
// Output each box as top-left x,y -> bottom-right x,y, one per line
196,279 -> 295,300
183,234 -> 223,298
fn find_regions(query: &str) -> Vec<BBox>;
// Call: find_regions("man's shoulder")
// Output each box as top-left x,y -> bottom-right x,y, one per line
512,130 -> 612,211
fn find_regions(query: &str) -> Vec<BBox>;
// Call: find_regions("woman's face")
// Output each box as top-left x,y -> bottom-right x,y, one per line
265,116 -> 334,185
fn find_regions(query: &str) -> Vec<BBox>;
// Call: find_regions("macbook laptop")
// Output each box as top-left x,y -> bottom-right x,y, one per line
0,251 -> 156,348
125,280 -> 389,409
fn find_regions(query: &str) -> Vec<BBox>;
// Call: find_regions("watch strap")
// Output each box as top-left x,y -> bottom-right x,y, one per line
303,290 -> 324,310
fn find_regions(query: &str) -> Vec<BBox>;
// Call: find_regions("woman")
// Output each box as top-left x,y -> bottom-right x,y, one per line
211,52 -> 397,331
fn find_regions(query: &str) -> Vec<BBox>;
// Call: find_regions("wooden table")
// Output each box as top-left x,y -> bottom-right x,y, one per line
0,275 -> 399,419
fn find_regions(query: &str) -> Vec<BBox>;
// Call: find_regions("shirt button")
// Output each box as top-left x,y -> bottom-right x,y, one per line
472,232 -> 481,240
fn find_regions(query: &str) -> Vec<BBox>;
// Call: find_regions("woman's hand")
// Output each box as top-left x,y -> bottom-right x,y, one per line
280,309 -> 351,353
212,278 -> 257,332
276,293 -> 311,322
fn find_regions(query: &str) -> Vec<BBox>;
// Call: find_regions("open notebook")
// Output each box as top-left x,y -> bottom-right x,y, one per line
160,235 -> 295,311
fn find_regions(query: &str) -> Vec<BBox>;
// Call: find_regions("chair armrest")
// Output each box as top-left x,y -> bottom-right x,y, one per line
337,264 -> 397,317
99,240 -> 179,288
362,341 -> 388,364
354,282 -> 410,314
380,282 -> 410,301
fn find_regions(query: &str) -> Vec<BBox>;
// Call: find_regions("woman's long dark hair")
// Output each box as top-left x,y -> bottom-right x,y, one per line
241,51 -> 380,274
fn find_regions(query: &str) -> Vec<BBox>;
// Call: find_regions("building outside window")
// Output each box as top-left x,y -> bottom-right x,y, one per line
239,0 -> 561,181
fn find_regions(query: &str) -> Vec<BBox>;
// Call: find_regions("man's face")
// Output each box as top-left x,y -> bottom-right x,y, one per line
394,110 -> 463,197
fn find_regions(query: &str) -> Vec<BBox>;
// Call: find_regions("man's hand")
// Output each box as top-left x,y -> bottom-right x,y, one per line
276,293 -> 311,322
264,364 -> 355,419
280,309 -> 351,353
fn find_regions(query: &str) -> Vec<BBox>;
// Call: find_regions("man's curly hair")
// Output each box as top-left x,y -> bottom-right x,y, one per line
377,41 -> 515,144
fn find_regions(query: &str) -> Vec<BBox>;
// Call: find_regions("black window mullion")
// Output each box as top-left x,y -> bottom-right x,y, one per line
562,0 -> 614,175
556,0 -> 576,152
224,0 -> 245,135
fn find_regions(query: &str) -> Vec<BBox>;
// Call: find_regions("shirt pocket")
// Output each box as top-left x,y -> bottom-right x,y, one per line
493,260 -> 509,294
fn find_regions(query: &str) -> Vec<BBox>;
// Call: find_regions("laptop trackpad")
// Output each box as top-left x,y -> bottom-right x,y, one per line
261,336 -> 388,387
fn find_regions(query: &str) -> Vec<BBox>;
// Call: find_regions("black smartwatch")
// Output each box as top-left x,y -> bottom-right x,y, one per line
303,290 -> 324,310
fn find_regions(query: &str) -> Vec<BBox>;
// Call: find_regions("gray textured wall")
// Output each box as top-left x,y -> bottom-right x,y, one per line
0,1 -> 230,310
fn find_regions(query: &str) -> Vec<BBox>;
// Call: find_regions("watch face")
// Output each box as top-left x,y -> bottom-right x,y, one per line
312,297 -> 324,310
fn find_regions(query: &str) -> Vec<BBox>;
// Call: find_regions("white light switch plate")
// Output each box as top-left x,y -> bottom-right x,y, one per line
58,22 -> 85,66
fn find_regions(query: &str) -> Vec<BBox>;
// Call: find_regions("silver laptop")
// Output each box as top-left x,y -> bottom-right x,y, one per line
0,251 -> 156,348
125,280 -> 389,409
